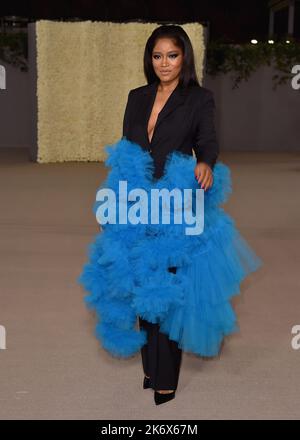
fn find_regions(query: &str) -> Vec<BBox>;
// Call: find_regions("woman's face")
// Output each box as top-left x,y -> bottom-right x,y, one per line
151,38 -> 183,85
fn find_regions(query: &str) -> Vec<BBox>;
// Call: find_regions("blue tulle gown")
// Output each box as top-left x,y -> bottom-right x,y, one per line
77,138 -> 263,358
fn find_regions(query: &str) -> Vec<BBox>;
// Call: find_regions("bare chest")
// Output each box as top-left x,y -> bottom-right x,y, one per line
147,92 -> 172,144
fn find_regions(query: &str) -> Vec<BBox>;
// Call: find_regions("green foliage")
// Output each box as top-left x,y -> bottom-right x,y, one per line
206,40 -> 300,89
0,32 -> 28,72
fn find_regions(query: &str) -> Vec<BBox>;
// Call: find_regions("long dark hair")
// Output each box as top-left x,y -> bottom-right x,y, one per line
143,25 -> 200,89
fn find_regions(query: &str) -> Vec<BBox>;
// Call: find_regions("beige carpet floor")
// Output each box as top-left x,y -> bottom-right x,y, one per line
0,148 -> 299,420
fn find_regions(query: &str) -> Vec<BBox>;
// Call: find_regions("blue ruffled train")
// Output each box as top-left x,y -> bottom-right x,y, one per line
77,138 -> 263,358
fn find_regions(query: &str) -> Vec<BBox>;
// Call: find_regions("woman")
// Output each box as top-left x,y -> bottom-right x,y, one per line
78,25 -> 262,406
123,25 -> 219,404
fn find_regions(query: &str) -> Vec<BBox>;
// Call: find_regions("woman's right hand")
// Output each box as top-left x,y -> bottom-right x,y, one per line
194,162 -> 213,191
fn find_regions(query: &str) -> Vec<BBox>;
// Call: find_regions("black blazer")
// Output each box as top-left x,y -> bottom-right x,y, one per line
122,80 -> 219,179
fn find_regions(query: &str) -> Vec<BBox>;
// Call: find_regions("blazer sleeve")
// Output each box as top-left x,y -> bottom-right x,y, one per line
122,90 -> 133,138
193,90 -> 219,170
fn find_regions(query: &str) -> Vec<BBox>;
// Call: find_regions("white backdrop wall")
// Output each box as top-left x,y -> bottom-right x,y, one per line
35,20 -> 206,163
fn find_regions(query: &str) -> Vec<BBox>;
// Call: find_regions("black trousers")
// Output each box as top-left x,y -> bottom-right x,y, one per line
138,267 -> 182,391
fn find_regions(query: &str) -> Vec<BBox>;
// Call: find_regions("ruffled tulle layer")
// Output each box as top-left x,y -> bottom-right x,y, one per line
77,138 -> 262,358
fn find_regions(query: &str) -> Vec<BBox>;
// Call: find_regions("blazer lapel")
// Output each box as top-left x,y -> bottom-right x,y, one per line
141,80 -> 189,147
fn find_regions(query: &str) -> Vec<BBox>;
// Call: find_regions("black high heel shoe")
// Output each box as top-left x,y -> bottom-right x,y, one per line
143,376 -> 151,389
154,390 -> 176,405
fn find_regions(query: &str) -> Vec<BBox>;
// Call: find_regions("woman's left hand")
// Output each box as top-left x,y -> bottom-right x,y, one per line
194,162 -> 213,191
